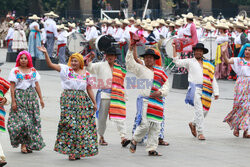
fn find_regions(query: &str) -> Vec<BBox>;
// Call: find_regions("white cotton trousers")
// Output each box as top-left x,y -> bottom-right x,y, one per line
0,142 -> 5,158
133,99 -> 161,152
97,99 -> 127,138
191,88 -> 208,135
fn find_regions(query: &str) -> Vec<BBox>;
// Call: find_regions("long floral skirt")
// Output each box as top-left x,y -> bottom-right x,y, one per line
54,90 -> 98,158
223,76 -> 250,131
7,87 -> 45,150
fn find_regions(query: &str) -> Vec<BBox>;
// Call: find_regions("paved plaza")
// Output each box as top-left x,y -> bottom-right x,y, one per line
0,48 -> 249,167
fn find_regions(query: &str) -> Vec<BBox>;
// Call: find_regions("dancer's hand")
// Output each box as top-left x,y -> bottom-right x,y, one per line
37,46 -> 47,53
12,101 -> 17,111
151,91 -> 162,98
40,99 -> 45,109
93,103 -> 97,112
0,97 -> 7,105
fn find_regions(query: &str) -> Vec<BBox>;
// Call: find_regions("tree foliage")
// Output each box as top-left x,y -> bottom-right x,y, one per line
0,0 -> 70,17
230,0 -> 250,5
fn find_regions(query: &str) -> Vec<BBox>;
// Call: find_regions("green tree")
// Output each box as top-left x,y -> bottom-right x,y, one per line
230,0 -> 250,5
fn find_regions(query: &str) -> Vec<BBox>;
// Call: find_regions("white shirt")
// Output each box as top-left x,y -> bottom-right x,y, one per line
59,64 -> 90,90
44,18 -> 58,37
125,50 -> 169,97
173,57 -> 219,96
231,58 -> 250,77
29,22 -> 40,30
183,23 -> 192,36
216,35 -> 229,45
130,25 -> 137,33
86,26 -> 98,41
159,26 -> 168,38
106,26 -> 114,36
177,27 -> 184,38
196,28 -> 203,41
234,32 -> 242,44
5,27 -> 14,40
8,67 -> 41,90
121,26 -> 131,42
41,28 -> 46,44
57,30 -> 68,45
114,27 -> 124,42
153,28 -> 160,41
101,25 -> 107,34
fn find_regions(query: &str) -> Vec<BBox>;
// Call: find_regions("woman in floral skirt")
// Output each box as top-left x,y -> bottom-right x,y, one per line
223,43 -> 250,138
8,50 -> 45,153
38,46 -> 98,160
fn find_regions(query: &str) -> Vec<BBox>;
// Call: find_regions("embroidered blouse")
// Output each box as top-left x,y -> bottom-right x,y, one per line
59,64 -> 90,90
231,58 -> 250,77
8,67 -> 40,90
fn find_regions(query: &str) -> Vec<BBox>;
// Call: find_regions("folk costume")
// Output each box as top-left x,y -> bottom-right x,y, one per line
86,47 -> 129,146
54,53 -> 98,158
126,48 -> 169,152
223,44 -> 250,135
7,51 -> 45,151
173,43 -> 219,137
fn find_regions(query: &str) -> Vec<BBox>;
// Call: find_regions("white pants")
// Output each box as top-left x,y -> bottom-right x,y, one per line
97,99 -> 127,138
0,142 -> 5,158
133,99 -> 161,152
192,88 -> 208,135
0,40 -> 3,48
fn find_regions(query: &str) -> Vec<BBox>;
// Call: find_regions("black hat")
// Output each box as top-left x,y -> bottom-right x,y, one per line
105,46 -> 121,55
139,48 -> 160,59
192,43 -> 209,54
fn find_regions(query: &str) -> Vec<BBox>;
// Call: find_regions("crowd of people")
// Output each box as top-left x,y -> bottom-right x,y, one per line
0,10 -> 249,166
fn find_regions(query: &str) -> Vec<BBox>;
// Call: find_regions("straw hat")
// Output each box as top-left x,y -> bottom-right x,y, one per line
234,21 -> 247,29
9,21 -> 14,25
135,19 -> 142,26
143,25 -> 153,31
107,19 -> 113,24
158,19 -> 166,26
175,21 -> 183,27
151,21 -> 159,27
86,20 -> 95,26
146,18 -> 151,23
28,14 -> 40,20
168,22 -> 175,27
68,22 -> 76,28
236,16 -> 244,22
216,22 -> 229,29
203,22 -> 215,31
115,20 -> 122,26
182,12 -> 194,19
227,22 -> 234,28
122,19 -> 130,25
128,17 -> 135,21
44,11 -> 59,18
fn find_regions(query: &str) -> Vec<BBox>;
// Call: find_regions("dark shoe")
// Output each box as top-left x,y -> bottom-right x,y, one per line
189,122 -> 197,137
198,134 -> 206,140
233,129 -> 239,137
148,150 -> 162,156
243,131 -> 250,138
99,138 -> 108,146
121,139 -> 131,147
158,138 -> 170,146
129,140 -> 137,153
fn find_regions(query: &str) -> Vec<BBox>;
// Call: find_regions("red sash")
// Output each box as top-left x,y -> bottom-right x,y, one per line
57,43 -> 66,56
7,39 -> 13,48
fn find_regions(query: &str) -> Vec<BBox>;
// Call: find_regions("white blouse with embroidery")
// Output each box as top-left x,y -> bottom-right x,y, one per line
59,64 -> 90,90
231,58 -> 250,77
8,67 -> 41,90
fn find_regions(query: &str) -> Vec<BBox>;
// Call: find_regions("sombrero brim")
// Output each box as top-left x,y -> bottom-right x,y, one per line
140,53 -> 160,60
192,47 -> 209,54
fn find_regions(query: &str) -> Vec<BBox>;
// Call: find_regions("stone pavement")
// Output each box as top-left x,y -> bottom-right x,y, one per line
0,48 -> 249,167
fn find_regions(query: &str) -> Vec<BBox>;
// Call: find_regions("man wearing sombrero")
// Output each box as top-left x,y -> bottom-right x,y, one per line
44,11 -> 59,58
127,39 -> 169,156
87,46 -> 130,147
173,42 -> 219,140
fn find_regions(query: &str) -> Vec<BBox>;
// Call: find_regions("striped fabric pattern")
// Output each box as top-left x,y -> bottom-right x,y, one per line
109,64 -> 127,120
0,77 -> 10,132
201,60 -> 214,112
147,66 -> 168,123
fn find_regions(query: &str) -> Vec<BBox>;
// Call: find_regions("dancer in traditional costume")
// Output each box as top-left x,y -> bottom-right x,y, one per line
38,46 -> 98,160
12,22 -> 27,52
131,46 -> 169,146
86,46 -> 130,147
0,73 -> 11,167
8,51 -> 45,153
57,25 -> 68,64
223,43 -> 250,138
4,21 -> 14,52
214,23 -> 230,79
173,43 -> 219,140
44,11 -> 58,58
28,15 -> 44,62
127,40 -> 169,156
